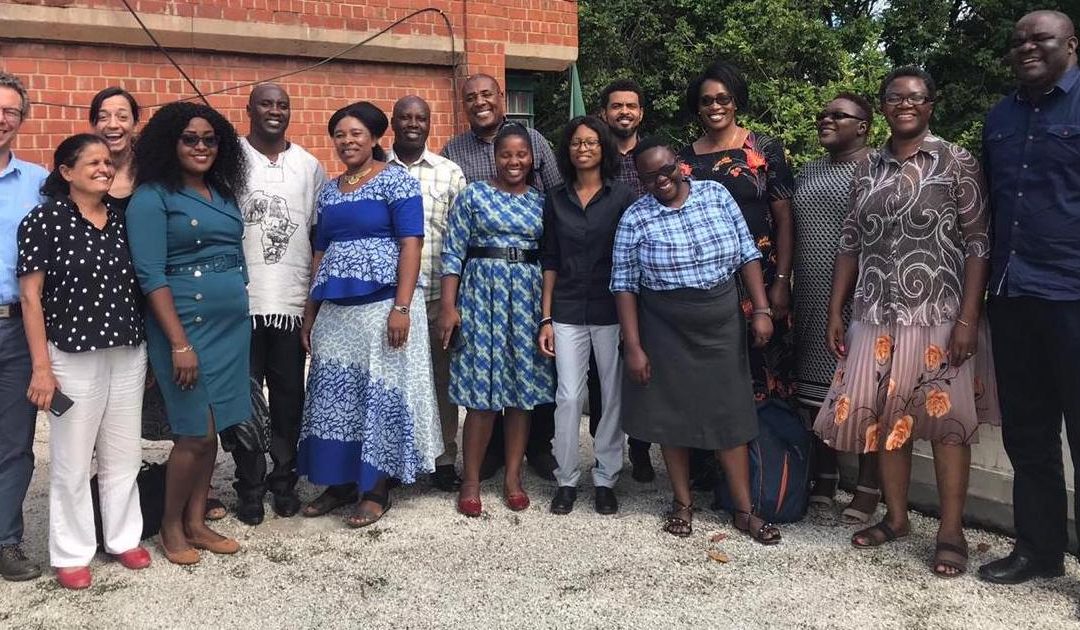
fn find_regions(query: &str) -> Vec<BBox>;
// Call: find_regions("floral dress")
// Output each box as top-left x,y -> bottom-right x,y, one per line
679,133 -> 796,401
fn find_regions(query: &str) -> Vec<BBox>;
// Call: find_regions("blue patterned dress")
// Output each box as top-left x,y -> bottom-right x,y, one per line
298,166 -> 441,490
441,181 -> 555,411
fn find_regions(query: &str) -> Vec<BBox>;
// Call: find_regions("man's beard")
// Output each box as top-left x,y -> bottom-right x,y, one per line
609,123 -> 638,139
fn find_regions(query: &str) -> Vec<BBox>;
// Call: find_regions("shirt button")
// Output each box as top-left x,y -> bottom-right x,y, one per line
1022,164 -> 1028,169
1017,192 -> 1023,197
190,219 -> 199,227
1028,135 -> 1034,140
194,316 -> 203,323
1013,220 -> 1019,227
1034,107 -> 1040,113
195,293 -> 203,300
193,270 -> 202,277
1011,250 -> 1017,255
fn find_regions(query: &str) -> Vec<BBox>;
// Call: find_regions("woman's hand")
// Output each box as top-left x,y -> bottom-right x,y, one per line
301,316 -> 314,354
537,323 -> 555,357
750,313 -> 774,348
624,343 -> 651,386
767,281 -> 791,321
27,365 -> 60,411
387,309 -> 411,349
172,347 -> 199,390
437,306 -> 462,351
947,320 -> 978,368
825,314 -> 847,360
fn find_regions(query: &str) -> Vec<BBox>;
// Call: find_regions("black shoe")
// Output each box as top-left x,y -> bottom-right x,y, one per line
628,446 -> 655,483
594,486 -> 619,515
526,451 -> 558,482
0,544 -> 41,582
978,552 -> 1065,585
431,465 -> 462,492
479,449 -> 503,481
550,486 -> 577,515
236,495 -> 265,526
271,490 -> 302,517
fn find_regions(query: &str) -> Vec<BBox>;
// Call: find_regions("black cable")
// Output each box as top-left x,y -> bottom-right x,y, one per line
119,0 -> 209,106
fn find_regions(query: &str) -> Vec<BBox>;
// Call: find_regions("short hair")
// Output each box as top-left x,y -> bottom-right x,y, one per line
462,73 -> 502,96
328,101 -> 389,161
832,91 -> 874,125
878,66 -> 937,104
684,59 -> 750,117
0,72 -> 31,118
631,136 -> 675,169
598,79 -> 644,111
556,115 -> 619,184
40,134 -> 109,199
493,121 -> 536,187
88,87 -> 140,125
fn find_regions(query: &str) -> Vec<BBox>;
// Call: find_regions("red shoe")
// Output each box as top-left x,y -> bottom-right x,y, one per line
457,483 -> 482,517
56,566 -> 91,590
505,489 -> 530,512
113,546 -> 151,570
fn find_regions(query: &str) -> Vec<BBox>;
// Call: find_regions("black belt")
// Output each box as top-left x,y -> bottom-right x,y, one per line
165,253 -> 243,276
0,302 -> 21,318
466,246 -> 540,264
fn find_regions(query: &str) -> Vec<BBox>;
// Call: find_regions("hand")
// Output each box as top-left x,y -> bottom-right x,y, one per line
750,313 -> 774,348
172,347 -> 199,390
27,365 -> 60,411
301,316 -> 314,354
387,309 -> 411,348
825,314 -> 847,360
624,343 -> 651,386
145,365 -> 156,390
947,320 -> 978,367
768,280 -> 791,321
537,323 -> 555,357
437,307 -> 462,351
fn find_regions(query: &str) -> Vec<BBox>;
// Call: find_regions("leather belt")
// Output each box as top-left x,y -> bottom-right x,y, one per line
466,246 -> 540,264
166,253 -> 243,276
0,302 -> 22,318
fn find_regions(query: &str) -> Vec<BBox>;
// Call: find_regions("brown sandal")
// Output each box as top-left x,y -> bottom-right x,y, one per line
851,521 -> 907,548
345,492 -> 391,528
663,501 -> 694,537
302,487 -> 358,517
735,511 -> 781,545
205,498 -> 227,521
932,541 -> 968,578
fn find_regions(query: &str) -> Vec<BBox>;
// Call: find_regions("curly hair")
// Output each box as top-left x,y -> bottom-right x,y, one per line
134,101 -> 246,200
556,115 -> 618,184
684,59 -> 749,119
598,79 -> 644,112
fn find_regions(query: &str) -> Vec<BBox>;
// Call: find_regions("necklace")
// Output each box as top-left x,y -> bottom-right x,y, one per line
343,165 -> 374,185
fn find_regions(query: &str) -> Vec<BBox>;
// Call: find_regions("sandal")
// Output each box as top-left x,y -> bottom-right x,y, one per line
839,485 -> 881,525
932,541 -> 968,578
302,486 -> 359,518
205,498 -> 227,521
345,492 -> 391,529
734,511 -> 781,545
808,473 -> 839,510
851,521 -> 907,548
663,501 -> 694,537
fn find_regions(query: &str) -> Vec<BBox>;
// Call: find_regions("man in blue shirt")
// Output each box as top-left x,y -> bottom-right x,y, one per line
978,10 -> 1080,586
0,72 -> 48,582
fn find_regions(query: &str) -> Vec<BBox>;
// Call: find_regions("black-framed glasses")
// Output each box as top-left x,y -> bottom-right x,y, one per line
179,134 -> 219,148
1,107 -> 24,123
883,93 -> 932,107
817,111 -> 866,122
638,161 -> 679,186
569,138 -> 601,150
699,93 -> 734,108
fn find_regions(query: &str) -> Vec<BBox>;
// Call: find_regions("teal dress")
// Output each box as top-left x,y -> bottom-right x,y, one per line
126,183 -> 251,436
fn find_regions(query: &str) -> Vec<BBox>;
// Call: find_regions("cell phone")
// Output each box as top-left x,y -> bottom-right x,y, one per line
49,390 -> 74,417
448,326 -> 464,352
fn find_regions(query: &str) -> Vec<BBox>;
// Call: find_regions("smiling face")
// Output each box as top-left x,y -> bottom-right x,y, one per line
391,97 -> 430,154
697,79 -> 737,132
176,117 -> 218,177
881,76 -> 933,139
333,115 -> 377,171
246,84 -> 291,140
569,124 -> 602,172
0,86 -> 25,155
61,141 -> 115,197
817,97 -> 868,153
1009,12 -> 1078,91
93,94 -> 136,156
462,76 -> 504,135
635,145 -> 683,204
601,90 -> 643,140
494,134 -> 533,188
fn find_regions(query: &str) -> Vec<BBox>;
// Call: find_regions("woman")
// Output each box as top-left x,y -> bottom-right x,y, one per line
438,122 -> 555,517
794,93 -> 880,523
814,67 -> 999,578
537,116 -> 635,515
611,137 -> 779,543
297,102 -> 439,528
18,134 -> 150,589
89,87 -> 139,212
126,101 -> 250,564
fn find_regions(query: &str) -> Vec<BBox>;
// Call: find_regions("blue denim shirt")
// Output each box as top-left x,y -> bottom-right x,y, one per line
984,66 -> 1080,299
0,153 -> 48,304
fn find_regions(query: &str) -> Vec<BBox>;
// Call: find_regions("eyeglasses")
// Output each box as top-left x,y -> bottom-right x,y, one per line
883,93 -> 932,107
179,134 -> 219,148
1,107 -> 24,123
817,111 -> 866,122
570,139 -> 600,150
638,161 -> 679,186
699,94 -> 734,108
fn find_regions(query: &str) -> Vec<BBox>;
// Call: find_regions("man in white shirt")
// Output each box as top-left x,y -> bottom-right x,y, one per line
388,95 -> 467,491
233,83 -> 326,524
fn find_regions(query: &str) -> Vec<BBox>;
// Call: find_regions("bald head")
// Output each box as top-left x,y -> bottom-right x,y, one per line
1010,10 -> 1078,92
391,94 -> 431,158
393,95 -> 430,118
246,83 -> 290,143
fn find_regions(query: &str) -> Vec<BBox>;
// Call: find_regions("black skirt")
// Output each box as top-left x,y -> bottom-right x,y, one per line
621,280 -> 758,450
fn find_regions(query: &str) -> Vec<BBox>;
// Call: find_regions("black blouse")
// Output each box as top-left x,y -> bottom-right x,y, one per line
17,196 -> 144,353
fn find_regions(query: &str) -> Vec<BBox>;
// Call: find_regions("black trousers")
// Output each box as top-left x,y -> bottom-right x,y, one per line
232,321 -> 306,499
989,296 -> 1080,562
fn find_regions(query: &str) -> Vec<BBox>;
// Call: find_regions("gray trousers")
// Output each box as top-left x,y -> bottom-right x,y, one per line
552,322 -> 623,488
0,317 -> 37,546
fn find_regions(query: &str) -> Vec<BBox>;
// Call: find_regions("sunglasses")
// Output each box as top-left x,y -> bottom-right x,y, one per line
179,134 -> 220,148
638,161 -> 679,186
699,94 -> 734,108
817,111 -> 866,122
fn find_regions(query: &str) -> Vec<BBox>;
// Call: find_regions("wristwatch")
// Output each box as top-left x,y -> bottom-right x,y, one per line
391,305 -> 409,315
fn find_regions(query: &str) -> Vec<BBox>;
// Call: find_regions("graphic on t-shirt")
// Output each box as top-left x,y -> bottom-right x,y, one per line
242,191 -> 299,264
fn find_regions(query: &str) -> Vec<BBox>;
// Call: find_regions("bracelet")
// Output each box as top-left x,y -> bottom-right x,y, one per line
955,318 -> 970,327
171,345 -> 194,354
538,317 -> 553,328
752,307 -> 773,317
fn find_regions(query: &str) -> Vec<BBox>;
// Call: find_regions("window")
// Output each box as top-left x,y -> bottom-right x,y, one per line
506,73 -> 535,128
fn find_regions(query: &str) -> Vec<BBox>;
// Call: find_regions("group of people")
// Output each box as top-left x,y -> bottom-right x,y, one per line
0,7 -> 1076,593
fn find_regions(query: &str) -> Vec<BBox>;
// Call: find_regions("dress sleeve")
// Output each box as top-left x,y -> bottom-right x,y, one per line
125,185 -> 171,294
952,146 -> 990,260
837,161 -> 867,257
310,163 -> 328,230
441,184 -> 473,276
540,190 -> 560,272
609,209 -> 641,294
389,171 -> 424,238
312,185 -> 330,253
760,135 -> 794,201
16,203 -> 51,277
720,186 -> 763,266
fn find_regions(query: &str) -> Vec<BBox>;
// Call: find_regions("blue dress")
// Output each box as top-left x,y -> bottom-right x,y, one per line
441,181 -> 555,411
126,184 -> 251,436
298,166 -> 441,489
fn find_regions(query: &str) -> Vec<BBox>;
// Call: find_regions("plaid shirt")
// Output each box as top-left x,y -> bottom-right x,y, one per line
387,148 -> 467,301
610,179 -> 761,293
440,125 -> 563,192
612,149 -> 647,198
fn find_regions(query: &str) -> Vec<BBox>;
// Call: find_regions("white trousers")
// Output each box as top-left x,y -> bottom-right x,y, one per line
552,322 -> 624,487
48,344 -> 146,567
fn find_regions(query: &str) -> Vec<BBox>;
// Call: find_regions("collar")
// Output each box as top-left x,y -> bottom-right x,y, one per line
1015,65 -> 1079,102
643,179 -> 698,217
876,133 -> 941,165
469,118 -> 509,145
387,147 -> 440,169
0,151 -> 28,179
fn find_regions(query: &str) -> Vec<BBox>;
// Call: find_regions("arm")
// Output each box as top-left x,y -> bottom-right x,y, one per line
386,184 -> 425,349
948,151 -> 992,367
615,292 -> 649,385
826,172 -> 866,360
18,272 -> 57,410
538,270 -> 557,357
300,251 -> 324,354
610,215 -> 649,384
767,198 -> 794,320
726,190 -> 772,348
537,192 -> 560,356
437,186 -> 471,349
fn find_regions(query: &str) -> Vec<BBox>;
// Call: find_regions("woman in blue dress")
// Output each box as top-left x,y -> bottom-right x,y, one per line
438,123 -> 556,516
297,102 -> 439,528
126,102 -> 250,564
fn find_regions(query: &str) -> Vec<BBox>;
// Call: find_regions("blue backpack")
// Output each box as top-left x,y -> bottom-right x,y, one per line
714,399 -> 811,523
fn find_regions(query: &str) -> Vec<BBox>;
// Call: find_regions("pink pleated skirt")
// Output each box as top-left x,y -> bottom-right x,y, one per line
813,319 -> 1001,453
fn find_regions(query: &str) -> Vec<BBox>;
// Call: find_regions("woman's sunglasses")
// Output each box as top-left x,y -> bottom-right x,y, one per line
699,94 -> 734,108
816,111 -> 866,122
179,134 -> 219,148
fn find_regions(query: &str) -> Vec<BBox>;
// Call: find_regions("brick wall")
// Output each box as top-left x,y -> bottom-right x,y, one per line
0,0 -> 578,170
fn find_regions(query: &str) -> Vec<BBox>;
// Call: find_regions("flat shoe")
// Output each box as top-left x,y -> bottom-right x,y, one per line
158,541 -> 200,566
505,489 -> 530,512
345,492 -> 391,528
55,566 -> 91,590
188,537 -> 239,555
113,547 -> 151,570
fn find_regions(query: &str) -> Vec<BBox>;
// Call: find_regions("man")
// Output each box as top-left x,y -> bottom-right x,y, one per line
978,10 -> 1080,585
0,72 -> 47,581
388,95 -> 467,492
441,74 -> 562,480
233,83 -> 326,525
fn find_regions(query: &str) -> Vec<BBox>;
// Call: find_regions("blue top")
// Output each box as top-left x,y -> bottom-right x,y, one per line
310,165 -> 423,304
984,66 -> 1080,300
610,179 -> 761,293
440,181 -> 544,276
0,153 -> 48,303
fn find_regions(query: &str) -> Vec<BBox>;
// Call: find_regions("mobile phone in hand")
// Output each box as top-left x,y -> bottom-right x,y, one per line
49,390 -> 74,417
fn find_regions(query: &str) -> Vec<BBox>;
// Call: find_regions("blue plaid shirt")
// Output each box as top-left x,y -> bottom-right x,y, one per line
610,179 -> 760,293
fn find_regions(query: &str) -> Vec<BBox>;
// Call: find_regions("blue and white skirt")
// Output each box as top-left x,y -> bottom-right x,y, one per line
298,290 -> 441,490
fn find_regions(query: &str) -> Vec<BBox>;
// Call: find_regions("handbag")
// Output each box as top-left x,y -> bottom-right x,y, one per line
219,377 -> 272,453
91,461 -> 167,545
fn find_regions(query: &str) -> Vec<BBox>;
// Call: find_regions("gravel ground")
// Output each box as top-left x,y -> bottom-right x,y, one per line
2,414 -> 1078,630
